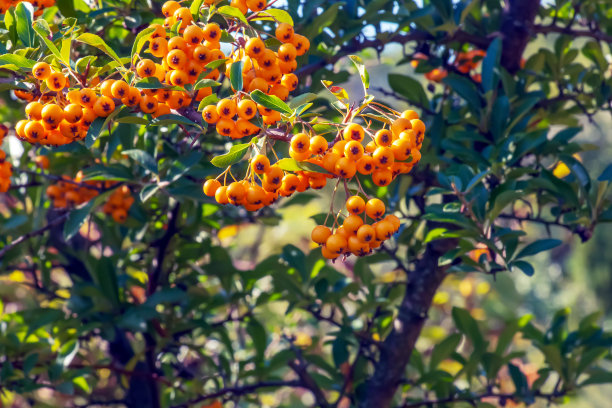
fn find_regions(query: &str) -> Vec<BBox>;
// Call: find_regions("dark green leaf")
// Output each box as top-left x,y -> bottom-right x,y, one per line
250,90 -> 292,115
230,61 -> 244,91
210,137 -> 257,168
64,200 -> 96,241
122,149 -> 158,174
515,239 -> 562,259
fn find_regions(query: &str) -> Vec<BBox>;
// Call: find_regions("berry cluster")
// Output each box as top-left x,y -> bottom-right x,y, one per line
102,185 -> 134,223
0,0 -> 54,16
0,149 -> 11,193
45,171 -> 102,209
412,49 -> 485,83
200,21 -> 308,136
312,197 -> 401,259
46,172 -> 133,223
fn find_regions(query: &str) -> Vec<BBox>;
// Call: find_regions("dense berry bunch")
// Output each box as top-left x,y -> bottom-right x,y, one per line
312,197 -> 401,259
102,185 -> 134,223
0,0 -> 54,15
45,171 -> 102,209
0,149 -> 11,193
412,49 -> 485,83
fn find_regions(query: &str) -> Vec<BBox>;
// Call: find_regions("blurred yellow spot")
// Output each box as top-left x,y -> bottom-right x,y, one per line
218,225 -> 239,241
439,360 -> 463,375
422,325 -> 446,340
552,162 -> 571,178
127,267 -> 149,284
471,308 -> 486,320
372,333 -> 381,342
552,153 -> 581,178
376,269 -> 406,283
98,368 -> 111,379
293,332 -> 312,348
8,270 -> 26,283
261,395 -> 276,406
476,281 -> 490,295
433,291 -> 450,305
56,289 -> 70,299
459,279 -> 473,297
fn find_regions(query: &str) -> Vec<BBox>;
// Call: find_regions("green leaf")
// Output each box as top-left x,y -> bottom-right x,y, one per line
85,107 -> 121,148
332,337 -> 349,367
451,307 -> 484,348
64,200 -> 96,241
0,54 -> 36,69
217,5 -> 248,24
281,245 -> 307,281
430,333 -> 462,370
512,260 -> 535,276
559,154 -> 591,190
60,38 -> 71,66
388,74 -> 429,108
250,90 -> 293,115
140,184 -> 160,202
230,60 -> 244,91
210,137 -> 257,168
515,239 -> 562,259
194,78 -> 221,90
481,37 -> 501,93
246,318 -> 267,359
75,33 -> 123,66
122,149 -> 158,174
57,340 -> 79,367
150,113 -> 201,128
33,19 -> 66,64
134,77 -> 166,89
508,363 -> 529,395
198,94 -> 220,110
275,158 -> 329,174
442,75 -> 483,112
288,93 -> 317,109
580,369 -> 612,387
15,2 -> 35,48
251,9 -> 294,25
190,0 -> 204,19
131,26 -> 156,61
597,164 -> 612,182
349,55 -> 370,91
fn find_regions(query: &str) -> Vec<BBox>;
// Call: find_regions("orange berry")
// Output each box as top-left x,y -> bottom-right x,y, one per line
63,104 -> 83,123
246,0 -> 267,12
203,179 -> 221,196
372,169 -> 393,186
168,36 -> 188,52
391,138 -> 412,161
149,37 -> 168,58
375,220 -> 394,240
202,23 -> 221,42
343,214 -> 363,235
32,62 -> 51,80
275,23 -> 294,43
202,105 -> 220,124
215,185 -> 229,204
344,141 -> 364,161
251,154 -> 270,174
46,72 -> 66,91
136,59 -> 156,77
343,123 -> 364,142
278,43 -> 297,62
111,80 -> 130,99
290,133 -> 310,153
167,49 -> 187,70
309,136 -> 328,155
391,118 -> 412,136
335,157 -> 357,178
346,196 -> 365,215
291,34 -> 310,56
372,146 -> 394,167
24,121 -> 46,141
365,198 -> 385,219
348,235 -> 369,256
357,224 -> 376,243
311,225 -> 332,245
183,24 -> 204,45
264,166 -> 284,187
25,101 -> 43,120
410,119 -> 426,138
216,118 -> 235,136
226,182 -> 246,205
139,95 -> 158,114
281,73 -> 298,91
230,0 -> 248,14
245,37 -> 266,59
321,245 -> 338,259
326,233 -> 347,255
93,96 -> 116,117
41,104 -> 63,128
401,110 -> 419,120
173,7 -> 193,30
162,1 -> 180,17
79,89 -> 98,109
217,99 -> 237,118
375,129 -> 392,147
34,155 -> 50,170
385,214 -> 401,231
237,99 -> 257,120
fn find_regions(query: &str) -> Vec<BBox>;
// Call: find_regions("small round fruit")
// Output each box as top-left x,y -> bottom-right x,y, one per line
365,198 -> 385,219
203,179 -> 221,197
311,225 -> 332,245
346,196 -> 365,215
